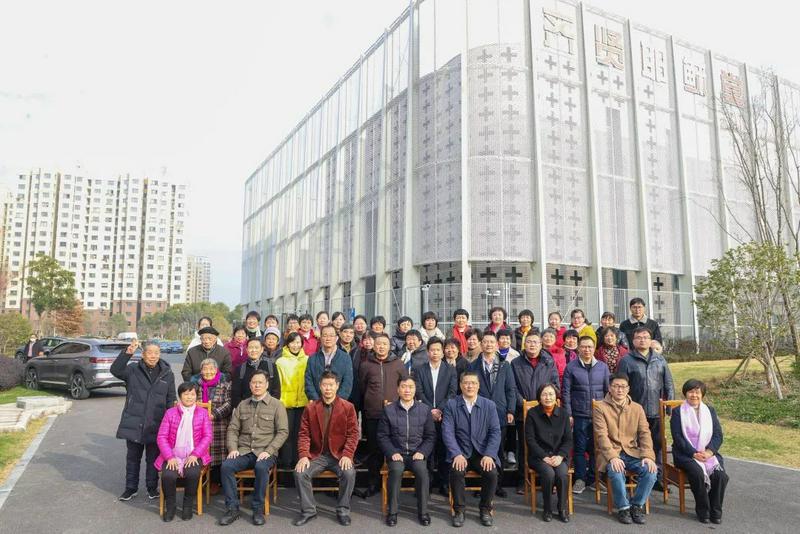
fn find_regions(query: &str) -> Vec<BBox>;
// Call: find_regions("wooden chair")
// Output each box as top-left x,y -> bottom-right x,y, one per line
159,401 -> 212,517
660,399 -> 689,514
380,463 -> 416,517
310,469 -> 343,493
591,399 -> 650,515
234,463 -> 279,516
522,399 -> 574,515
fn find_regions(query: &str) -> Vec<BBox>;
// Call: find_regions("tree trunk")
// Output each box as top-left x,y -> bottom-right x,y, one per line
765,348 -> 784,400
780,290 -> 800,366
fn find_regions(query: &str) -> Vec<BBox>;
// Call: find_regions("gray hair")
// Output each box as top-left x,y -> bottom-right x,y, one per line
142,341 -> 161,354
200,358 -> 218,370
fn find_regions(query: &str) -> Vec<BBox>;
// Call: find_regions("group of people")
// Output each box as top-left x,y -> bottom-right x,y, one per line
111,298 -> 729,527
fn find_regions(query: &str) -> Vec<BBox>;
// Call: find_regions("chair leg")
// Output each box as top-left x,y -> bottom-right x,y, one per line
679,472 -> 686,514
381,473 -> 387,517
606,476 -> 613,515
531,471 -> 537,514
449,488 -> 454,515
594,466 -> 601,504
159,487 -> 164,517
197,477 -> 203,516
568,471 -> 574,514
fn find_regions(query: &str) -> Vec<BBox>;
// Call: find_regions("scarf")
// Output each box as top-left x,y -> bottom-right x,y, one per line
526,353 -> 539,368
246,326 -> 261,338
680,401 -> 721,488
452,325 -> 468,354
200,370 -> 221,402
173,404 -> 196,476
604,345 -> 620,373
498,347 -> 510,361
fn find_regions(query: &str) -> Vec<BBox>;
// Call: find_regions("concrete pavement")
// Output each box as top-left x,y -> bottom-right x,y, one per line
0,355 -> 798,533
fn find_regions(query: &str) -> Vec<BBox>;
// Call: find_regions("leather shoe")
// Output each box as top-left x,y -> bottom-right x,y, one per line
252,509 -> 265,526
218,509 -> 240,526
337,514 -> 351,526
558,510 -> 570,523
452,511 -> 465,528
419,513 -> 431,526
292,514 -> 317,527
495,486 -> 507,498
480,511 -> 493,527
386,514 -> 397,527
542,511 -> 553,522
711,517 -> 722,524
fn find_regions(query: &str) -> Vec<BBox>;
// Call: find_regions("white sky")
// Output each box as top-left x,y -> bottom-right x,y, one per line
2,0 -> 798,307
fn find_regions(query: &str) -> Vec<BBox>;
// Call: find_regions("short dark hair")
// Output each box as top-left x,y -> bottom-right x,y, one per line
548,311 -> 562,321
405,329 -> 423,343
370,316 -> 387,328
563,329 -> 579,341
488,306 -> 508,320
497,328 -> 513,340
453,308 -> 470,320
518,309 -> 534,321
246,337 -> 263,347
354,314 -> 368,324
629,297 -> 646,308
597,327 -> 618,344
299,313 -> 313,323
197,316 -> 213,328
331,311 -> 345,322
443,337 -> 461,351
570,308 -> 585,319
482,330 -> 498,340
315,310 -> 329,321
465,327 -> 482,341
287,313 -> 299,322
601,311 -> 616,320
426,337 -> 444,350
397,375 -> 415,387
320,370 -> 340,384
250,370 -> 269,383
460,370 -> 480,383
578,335 -> 596,346
372,332 -> 391,343
265,314 -> 278,324
339,322 -> 355,333
320,324 -> 337,336
246,310 -> 261,321
541,327 -> 557,337
682,378 -> 707,397
610,372 -> 630,385
632,326 -> 653,339
397,315 -> 413,326
421,311 -> 438,325
536,383 -> 558,403
232,325 -> 246,337
178,381 -> 199,397
284,331 -> 302,346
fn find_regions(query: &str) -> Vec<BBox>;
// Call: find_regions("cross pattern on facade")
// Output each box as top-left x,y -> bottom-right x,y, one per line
502,104 -> 519,121
545,55 -> 558,71
564,97 -> 577,111
597,71 -> 609,85
551,268 -> 565,285
479,87 -> 494,103
477,49 -> 493,63
502,68 -> 519,82
643,85 -> 654,99
653,276 -> 664,291
501,46 -> 517,63
502,85 -> 519,101
563,61 -> 576,76
654,294 -> 665,308
565,115 -> 577,130
570,270 -> 583,285
506,266 -> 524,283
478,68 -> 493,82
479,266 -> 498,282
613,76 -> 624,91
551,289 -> 566,307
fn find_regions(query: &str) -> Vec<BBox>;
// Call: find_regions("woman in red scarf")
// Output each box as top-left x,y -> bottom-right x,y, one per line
190,358 -> 231,494
595,327 -> 628,373
484,306 -> 510,334
224,326 -> 249,371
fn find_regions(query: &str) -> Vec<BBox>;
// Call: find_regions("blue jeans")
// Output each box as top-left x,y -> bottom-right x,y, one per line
221,452 -> 276,511
572,416 -> 594,484
606,452 -> 657,511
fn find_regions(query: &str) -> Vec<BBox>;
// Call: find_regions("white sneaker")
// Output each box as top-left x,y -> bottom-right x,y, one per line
572,479 -> 586,494
506,452 -> 516,466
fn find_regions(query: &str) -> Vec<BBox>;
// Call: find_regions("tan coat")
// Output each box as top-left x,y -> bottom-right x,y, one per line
592,394 -> 655,472
226,393 -> 289,457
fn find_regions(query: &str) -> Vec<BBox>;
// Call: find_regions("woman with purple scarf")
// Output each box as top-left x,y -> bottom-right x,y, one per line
670,379 -> 729,525
155,382 -> 212,521
191,358 -> 232,495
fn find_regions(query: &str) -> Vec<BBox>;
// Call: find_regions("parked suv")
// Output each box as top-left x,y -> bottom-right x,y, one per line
15,336 -> 65,362
24,339 -> 140,400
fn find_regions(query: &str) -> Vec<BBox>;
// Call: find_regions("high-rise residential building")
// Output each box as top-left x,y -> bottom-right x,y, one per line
241,0 -> 800,342
186,255 -> 211,303
2,169 -> 187,332
0,186 -> 13,304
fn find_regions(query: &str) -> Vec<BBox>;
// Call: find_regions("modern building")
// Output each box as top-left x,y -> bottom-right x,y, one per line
241,0 -> 800,341
2,169 -> 187,332
186,254 -> 211,303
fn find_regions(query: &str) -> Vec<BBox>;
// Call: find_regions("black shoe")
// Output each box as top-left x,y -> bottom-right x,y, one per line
292,514 -> 317,526
480,511 -> 493,527
699,517 -> 710,524
711,517 -> 722,525
163,504 -> 176,522
631,505 -> 646,525
386,514 -> 397,527
147,488 -> 159,500
495,486 -> 507,498
558,510 -> 570,523
181,501 -> 194,521
452,511 -> 465,528
353,488 -> 367,499
219,509 -> 240,526
542,511 -> 553,522
653,480 -> 664,492
617,508 -> 633,525
419,513 -> 431,526
252,508 -> 265,526
337,514 -> 351,526
118,489 -> 138,501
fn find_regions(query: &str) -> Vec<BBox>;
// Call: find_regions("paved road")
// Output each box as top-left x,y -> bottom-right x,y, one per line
1,355 -> 798,533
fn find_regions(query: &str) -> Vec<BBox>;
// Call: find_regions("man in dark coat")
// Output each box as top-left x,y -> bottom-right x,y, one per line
304,324 -> 354,401
111,340 -> 176,501
182,326 -> 232,381
20,334 -> 44,362
231,337 -> 280,406
619,298 -> 663,344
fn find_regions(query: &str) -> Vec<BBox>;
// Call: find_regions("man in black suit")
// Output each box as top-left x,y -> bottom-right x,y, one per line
21,334 -> 44,362
414,337 -> 458,495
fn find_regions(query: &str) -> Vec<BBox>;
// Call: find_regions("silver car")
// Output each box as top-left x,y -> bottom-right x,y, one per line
24,339 -> 140,400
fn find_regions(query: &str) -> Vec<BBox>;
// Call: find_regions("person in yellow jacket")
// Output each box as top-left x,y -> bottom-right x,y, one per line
276,332 -> 309,468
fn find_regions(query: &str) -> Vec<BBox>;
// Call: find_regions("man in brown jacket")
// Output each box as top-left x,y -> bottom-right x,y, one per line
219,370 -> 288,526
356,332 -> 408,497
593,373 -> 658,526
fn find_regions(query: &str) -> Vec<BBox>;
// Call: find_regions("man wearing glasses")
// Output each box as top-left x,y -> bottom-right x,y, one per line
304,324 -> 354,401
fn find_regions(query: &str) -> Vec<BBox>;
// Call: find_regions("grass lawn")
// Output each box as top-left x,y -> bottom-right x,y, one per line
0,417 -> 48,485
0,385 -> 57,405
668,356 -> 800,468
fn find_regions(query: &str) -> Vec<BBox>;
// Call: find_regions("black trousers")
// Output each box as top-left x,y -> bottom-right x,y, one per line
530,458 -> 569,514
647,417 -> 663,475
279,407 -> 304,468
387,455 -> 429,516
449,452 -> 498,514
125,440 -> 159,492
160,462 -> 203,509
429,421 -> 450,489
515,419 -> 525,485
679,461 -> 729,520
364,418 -> 382,488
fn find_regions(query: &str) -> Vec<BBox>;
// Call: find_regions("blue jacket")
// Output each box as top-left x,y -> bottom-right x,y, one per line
669,404 -> 725,468
442,395 -> 501,466
562,357 -> 610,418
616,349 -> 674,418
304,348 -> 353,401
377,400 -> 436,458
468,355 -> 517,426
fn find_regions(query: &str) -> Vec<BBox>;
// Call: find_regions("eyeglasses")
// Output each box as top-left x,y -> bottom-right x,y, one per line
610,384 -> 629,389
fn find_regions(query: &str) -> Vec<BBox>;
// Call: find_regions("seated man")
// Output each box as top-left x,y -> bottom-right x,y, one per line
219,370 -> 288,526
442,371 -> 501,528
292,371 -> 360,527
377,376 -> 436,527
593,373 -> 658,525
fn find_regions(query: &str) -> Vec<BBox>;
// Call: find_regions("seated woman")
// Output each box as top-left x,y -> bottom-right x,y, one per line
155,382 -> 212,522
524,383 -> 572,523
190,358 -> 232,495
670,379 -> 729,525
595,327 -> 628,373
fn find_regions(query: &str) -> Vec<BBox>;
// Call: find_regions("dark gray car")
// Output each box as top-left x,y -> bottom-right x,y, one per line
24,339 -> 140,400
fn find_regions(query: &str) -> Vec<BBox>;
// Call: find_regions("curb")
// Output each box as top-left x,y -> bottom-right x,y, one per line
0,414 -> 56,512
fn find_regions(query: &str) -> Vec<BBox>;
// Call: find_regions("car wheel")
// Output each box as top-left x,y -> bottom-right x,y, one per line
25,368 -> 39,390
69,372 -> 90,400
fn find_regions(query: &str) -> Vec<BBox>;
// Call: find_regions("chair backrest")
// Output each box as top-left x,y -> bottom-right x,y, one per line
522,398 -> 560,466
659,399 -> 683,467
197,401 -> 212,417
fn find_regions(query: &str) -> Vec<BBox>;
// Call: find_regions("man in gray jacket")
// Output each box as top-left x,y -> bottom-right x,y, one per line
182,326 -> 232,380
